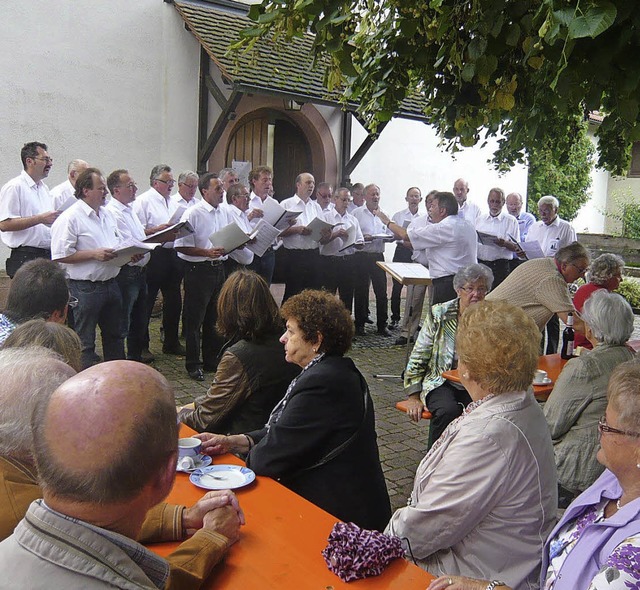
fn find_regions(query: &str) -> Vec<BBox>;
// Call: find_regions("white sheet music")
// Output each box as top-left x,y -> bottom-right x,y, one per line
246,220 -> 280,257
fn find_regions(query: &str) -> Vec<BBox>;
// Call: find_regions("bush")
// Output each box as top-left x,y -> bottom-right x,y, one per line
616,278 -> 640,309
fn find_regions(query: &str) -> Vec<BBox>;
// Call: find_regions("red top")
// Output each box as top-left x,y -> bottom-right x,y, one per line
572,282 -> 605,349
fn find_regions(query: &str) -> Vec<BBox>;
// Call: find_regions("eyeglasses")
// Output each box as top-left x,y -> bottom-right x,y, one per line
120,182 -> 136,190
179,183 -> 198,189
67,295 -> 79,308
155,178 -> 175,186
598,416 -> 640,438
570,263 -> 589,275
32,156 -> 53,164
459,286 -> 488,295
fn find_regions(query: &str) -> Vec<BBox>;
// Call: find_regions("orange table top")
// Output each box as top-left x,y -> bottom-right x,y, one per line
147,425 -> 434,589
441,354 -> 567,402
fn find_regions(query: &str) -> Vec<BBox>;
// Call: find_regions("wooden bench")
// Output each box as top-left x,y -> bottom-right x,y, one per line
395,399 -> 432,420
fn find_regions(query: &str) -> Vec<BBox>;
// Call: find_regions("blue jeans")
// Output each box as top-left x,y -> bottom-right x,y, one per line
69,279 -> 125,369
116,265 -> 148,361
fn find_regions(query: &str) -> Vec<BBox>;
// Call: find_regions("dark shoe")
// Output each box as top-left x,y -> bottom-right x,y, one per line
377,327 -> 391,337
163,343 -> 187,355
365,317 -> 374,325
355,326 -> 366,336
395,336 -> 408,345
140,349 -> 155,363
188,368 -> 205,381
388,320 -> 399,330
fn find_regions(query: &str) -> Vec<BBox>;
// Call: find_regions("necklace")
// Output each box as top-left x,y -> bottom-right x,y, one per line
616,498 -> 623,510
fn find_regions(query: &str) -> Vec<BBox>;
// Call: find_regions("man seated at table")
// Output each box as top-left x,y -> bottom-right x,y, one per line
0,358 -> 244,589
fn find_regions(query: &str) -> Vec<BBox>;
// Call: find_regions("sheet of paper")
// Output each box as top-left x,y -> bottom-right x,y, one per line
306,216 -> 339,242
246,220 -> 280,257
519,240 -> 546,259
476,230 -> 500,246
338,224 -> 358,252
168,204 -> 187,225
143,221 -> 193,243
105,240 -> 158,267
56,195 -> 77,212
209,222 -> 250,254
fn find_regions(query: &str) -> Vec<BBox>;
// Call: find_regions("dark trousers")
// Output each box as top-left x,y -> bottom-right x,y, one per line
69,278 -> 125,369
144,248 -> 183,350
391,245 -> 413,322
116,265 -> 148,361
183,261 -> 226,372
5,246 -> 51,278
478,258 -> 511,289
354,252 -> 388,329
282,248 -> 320,303
546,315 -> 560,354
248,248 -> 275,286
321,254 -> 356,313
431,275 -> 456,305
426,382 -> 472,446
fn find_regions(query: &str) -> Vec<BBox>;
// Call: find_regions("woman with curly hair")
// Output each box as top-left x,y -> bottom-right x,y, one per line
198,289 -> 391,531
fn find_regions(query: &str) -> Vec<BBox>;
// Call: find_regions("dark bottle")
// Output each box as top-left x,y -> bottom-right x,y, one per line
560,312 -> 575,359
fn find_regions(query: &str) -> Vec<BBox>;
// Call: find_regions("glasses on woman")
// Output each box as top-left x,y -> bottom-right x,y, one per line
598,416 -> 640,438
459,286 -> 488,295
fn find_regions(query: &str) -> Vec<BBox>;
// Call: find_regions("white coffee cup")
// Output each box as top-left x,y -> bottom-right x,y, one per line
178,437 -> 202,459
532,369 -> 548,385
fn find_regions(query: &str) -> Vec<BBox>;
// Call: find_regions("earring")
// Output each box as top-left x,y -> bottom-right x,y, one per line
462,372 -> 469,379
313,348 -> 317,353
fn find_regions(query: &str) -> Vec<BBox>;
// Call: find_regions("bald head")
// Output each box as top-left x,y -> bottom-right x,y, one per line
453,178 -> 469,205
33,361 -> 178,504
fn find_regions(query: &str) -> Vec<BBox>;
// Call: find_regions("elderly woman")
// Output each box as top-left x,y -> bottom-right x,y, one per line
179,270 -> 299,434
198,290 -> 391,531
573,253 -> 625,350
428,358 -> 640,590
544,290 -> 635,505
387,300 -> 557,588
404,263 -> 494,444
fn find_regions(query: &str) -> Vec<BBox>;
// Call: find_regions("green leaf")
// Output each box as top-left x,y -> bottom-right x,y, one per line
468,36 -> 488,61
505,23 -> 521,47
618,99 -> 639,124
257,10 -> 281,24
240,27 -> 265,38
567,3 -> 617,39
461,62 -> 476,82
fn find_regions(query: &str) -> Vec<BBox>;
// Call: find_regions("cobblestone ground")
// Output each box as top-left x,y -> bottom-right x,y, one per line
141,279 -> 640,513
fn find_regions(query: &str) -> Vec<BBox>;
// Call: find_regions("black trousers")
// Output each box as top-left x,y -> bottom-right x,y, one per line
431,275 -> 456,305
144,248 -> 183,350
282,248 -> 320,303
354,252 -> 388,329
390,245 -> 413,322
426,382 -> 472,446
248,248 -> 275,286
320,254 -> 356,313
546,315 -> 560,354
5,246 -> 51,278
478,258 -> 511,289
182,261 -> 226,372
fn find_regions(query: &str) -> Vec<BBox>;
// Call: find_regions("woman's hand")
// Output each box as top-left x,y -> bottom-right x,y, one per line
428,575 -> 495,590
406,395 -> 425,422
195,433 -> 232,456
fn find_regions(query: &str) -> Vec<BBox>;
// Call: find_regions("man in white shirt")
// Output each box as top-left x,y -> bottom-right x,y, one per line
318,187 -> 364,312
379,191 -> 477,305
51,168 -> 125,369
315,182 -> 333,211
225,183 -> 254,275
347,182 -> 364,213
506,191 -> 536,241
526,194 -> 577,353
475,187 -> 520,287
279,172 -> 324,302
247,166 -> 277,284
353,184 -> 393,337
174,170 -> 200,211
389,187 -> 423,328
219,168 -> 239,206
453,177 -> 480,223
51,159 -> 89,211
0,142 -> 60,277
106,169 -> 151,363
133,164 -> 185,357
175,174 -> 251,381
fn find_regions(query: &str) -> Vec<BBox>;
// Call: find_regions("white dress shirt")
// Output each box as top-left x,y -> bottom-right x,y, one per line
0,170 -> 53,248
280,195 -> 323,250
392,207 -> 422,228
132,187 -> 178,248
51,179 -> 75,211
407,215 -> 432,266
172,194 -> 199,210
51,200 -> 122,281
475,211 -> 520,261
352,206 -> 391,254
457,200 -> 481,223
407,214 -> 477,278
226,205 -> 254,266
319,208 -> 364,257
105,198 -> 149,267
526,216 -> 576,256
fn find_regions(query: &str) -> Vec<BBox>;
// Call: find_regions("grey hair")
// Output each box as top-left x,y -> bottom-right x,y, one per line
67,159 -> 88,174
453,263 -> 494,291
218,167 -> 237,181
555,242 -> 590,265
582,290 -> 634,345
607,359 -> 640,433
178,170 -> 198,184
538,195 -> 559,209
587,253 -> 625,285
0,348 -> 76,461
149,164 -> 171,185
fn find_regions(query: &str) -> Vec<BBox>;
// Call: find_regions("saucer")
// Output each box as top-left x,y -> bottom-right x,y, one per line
533,377 -> 552,386
176,454 -> 212,473
190,465 -> 256,490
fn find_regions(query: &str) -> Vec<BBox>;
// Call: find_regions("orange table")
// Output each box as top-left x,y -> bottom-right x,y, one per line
147,425 -> 434,589
442,353 -> 568,402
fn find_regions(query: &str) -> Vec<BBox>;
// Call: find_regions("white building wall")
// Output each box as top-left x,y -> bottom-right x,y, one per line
0,0 -> 200,263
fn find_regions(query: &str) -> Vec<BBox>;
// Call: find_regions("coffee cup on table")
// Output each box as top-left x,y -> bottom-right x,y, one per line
178,437 -> 202,459
532,369 -> 548,385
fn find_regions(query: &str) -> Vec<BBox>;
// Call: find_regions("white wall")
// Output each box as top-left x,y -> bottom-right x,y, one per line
0,0 -> 200,263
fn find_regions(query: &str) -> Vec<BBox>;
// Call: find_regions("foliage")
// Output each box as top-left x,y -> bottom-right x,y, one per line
233,0 -> 640,175
616,278 -> 640,309
526,116 -> 595,221
599,188 -> 640,239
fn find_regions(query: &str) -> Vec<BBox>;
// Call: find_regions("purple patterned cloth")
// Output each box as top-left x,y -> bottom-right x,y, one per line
322,522 -> 405,582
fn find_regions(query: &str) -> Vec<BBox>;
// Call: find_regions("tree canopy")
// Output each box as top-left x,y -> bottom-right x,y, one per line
234,0 -> 639,175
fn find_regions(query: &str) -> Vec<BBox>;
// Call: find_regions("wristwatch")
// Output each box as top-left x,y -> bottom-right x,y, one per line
485,582 -> 507,590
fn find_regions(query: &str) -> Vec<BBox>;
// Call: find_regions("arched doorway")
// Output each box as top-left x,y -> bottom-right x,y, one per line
225,109 -> 313,200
